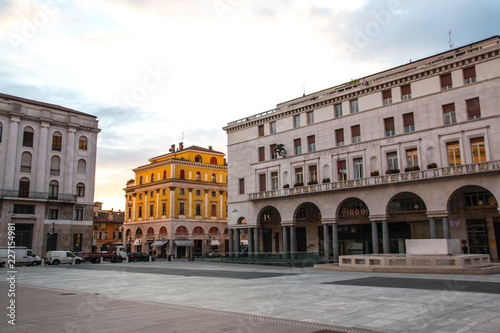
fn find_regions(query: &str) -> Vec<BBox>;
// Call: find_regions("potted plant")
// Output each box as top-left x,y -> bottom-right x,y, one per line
293,182 -> 304,187
386,168 -> 400,175
404,166 -> 420,172
308,180 -> 318,185
427,163 -> 437,169
370,170 -> 379,177
283,184 -> 290,188
322,178 -> 331,183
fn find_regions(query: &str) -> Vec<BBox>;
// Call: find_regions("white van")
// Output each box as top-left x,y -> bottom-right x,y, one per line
0,247 -> 42,266
45,251 -> 83,265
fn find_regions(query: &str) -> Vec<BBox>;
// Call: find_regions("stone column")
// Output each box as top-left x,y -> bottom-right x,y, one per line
188,188 -> 193,218
323,224 -> 330,261
169,187 -> 176,217
228,229 -> 234,257
371,220 -> 379,254
248,228 -> 254,255
35,121 -> 50,192
4,116 -> 21,190
332,223 -> 339,262
282,226 -> 289,253
290,225 -> 296,253
429,217 -> 437,239
156,189 -> 160,219
382,220 -> 390,254
254,228 -> 260,254
219,191 -> 224,219
235,230 -> 240,255
64,127 -> 76,195
204,190 -> 209,219
442,216 -> 450,239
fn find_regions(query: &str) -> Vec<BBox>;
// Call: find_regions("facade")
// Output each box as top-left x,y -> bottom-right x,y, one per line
0,93 -> 100,257
92,202 -> 124,252
224,36 -> 500,262
123,144 -> 228,258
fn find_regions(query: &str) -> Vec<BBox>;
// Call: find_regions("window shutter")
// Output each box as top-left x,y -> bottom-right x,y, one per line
384,117 -> 395,131
294,138 -> 301,147
470,137 -> 484,144
309,165 -> 317,172
401,85 -> 411,95
307,135 -> 315,145
403,113 -> 414,126
351,125 -> 360,137
442,103 -> 455,113
258,147 -> 265,161
258,125 -> 264,137
466,98 -> 480,117
382,90 -> 392,99
339,160 -> 346,170
440,73 -> 452,87
259,174 -> 266,192
463,67 -> 476,79
335,129 -> 344,142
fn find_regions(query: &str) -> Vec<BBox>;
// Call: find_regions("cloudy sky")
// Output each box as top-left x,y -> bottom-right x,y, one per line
1,0 -> 499,210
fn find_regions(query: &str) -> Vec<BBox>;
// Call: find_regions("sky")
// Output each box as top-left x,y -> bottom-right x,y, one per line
1,0 -> 499,211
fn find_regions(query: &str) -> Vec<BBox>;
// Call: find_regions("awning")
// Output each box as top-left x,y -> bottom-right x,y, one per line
240,240 -> 248,246
174,240 -> 194,247
210,240 -> 220,246
133,239 -> 142,245
151,240 -> 169,247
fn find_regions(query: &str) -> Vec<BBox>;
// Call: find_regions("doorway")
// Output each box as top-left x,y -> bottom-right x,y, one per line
296,227 -> 307,252
467,218 -> 489,254
16,224 -> 33,248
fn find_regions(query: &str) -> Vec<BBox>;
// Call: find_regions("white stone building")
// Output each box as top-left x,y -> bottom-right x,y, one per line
223,36 -> 500,262
0,93 -> 100,257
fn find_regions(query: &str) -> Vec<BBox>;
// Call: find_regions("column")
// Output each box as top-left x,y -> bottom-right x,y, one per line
290,225 -> 296,253
35,121 -> 50,192
429,217 -> 437,239
382,220 -> 390,254
248,228 -> 254,255
282,226 -> 289,253
323,224 -> 330,261
4,116 -> 21,190
188,188 -> 193,218
235,230 -> 240,255
442,216 -> 450,239
228,229 -> 234,257
63,127 -> 76,195
204,190 -> 209,219
156,190 -> 160,219
371,221 -> 379,254
254,228 -> 260,254
169,187 -> 176,217
132,194 -> 136,221
332,223 -> 339,262
219,191 -> 224,219
144,191 -> 148,219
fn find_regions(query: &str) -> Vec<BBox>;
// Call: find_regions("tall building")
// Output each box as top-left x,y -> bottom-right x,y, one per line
123,144 -> 228,258
92,202 -> 124,252
223,36 -> 500,262
0,93 -> 100,256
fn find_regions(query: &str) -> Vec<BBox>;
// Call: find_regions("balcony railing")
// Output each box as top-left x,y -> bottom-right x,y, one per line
249,161 -> 500,200
0,190 -> 77,202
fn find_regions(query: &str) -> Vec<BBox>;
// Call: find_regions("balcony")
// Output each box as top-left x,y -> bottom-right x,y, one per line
249,161 -> 500,200
0,190 -> 77,202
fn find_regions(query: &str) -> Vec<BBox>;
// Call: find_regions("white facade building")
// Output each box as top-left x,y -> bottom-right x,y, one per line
224,36 -> 500,262
0,93 -> 100,257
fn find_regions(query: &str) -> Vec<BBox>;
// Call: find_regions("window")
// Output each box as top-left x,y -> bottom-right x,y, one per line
335,129 -> 344,146
52,132 -> 62,151
406,149 -> 419,168
258,125 -> 264,137
239,178 -> 245,194
20,152 -> 32,173
77,159 -> 86,175
401,84 -> 411,100
307,135 -> 316,152
295,168 -> 303,185
180,169 -> 185,179
73,233 -> 82,252
195,155 -> 202,163
354,158 -> 364,179
210,157 -> 217,165
309,165 -> 317,183
270,144 -> 277,159
259,174 -> 266,192
139,193 -> 142,199
49,181 -> 59,199
176,226 -> 188,233
13,204 -> 35,214
307,111 -> 314,124
162,202 -> 167,216
195,203 -> 201,216
48,207 -> 59,220
195,189 -> 201,196
466,97 -> 481,120
335,103 -> 343,117
211,204 -> 217,217
150,173 -> 154,182
76,183 -> 85,197
22,127 -> 34,147
440,73 -> 452,90
443,103 -> 456,125
0,122 -> 2,143
179,202 -> 185,215
271,172 -> 279,190
403,113 -> 415,133
128,208 -> 132,219
384,117 -> 395,137
293,115 -> 300,128
149,204 -> 154,217
163,170 -> 167,179
350,99 -> 359,113
162,189 -> 166,196
382,90 -> 392,105
211,190 -> 216,198
139,176 -> 143,185
471,137 -> 486,163
78,136 -> 87,150
258,146 -> 265,161
138,206 -> 142,218
387,152 -> 398,170
211,173 -> 216,182
195,171 -> 201,181
294,138 -> 302,155
179,188 -> 185,195
270,122 -> 276,134
338,160 -> 347,181
74,207 -> 84,221
447,141 -> 461,166
296,207 -> 306,219
351,125 -> 361,143
463,66 -> 476,84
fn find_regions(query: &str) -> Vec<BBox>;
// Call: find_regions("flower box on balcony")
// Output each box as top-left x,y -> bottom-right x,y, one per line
283,184 -> 290,188
370,171 -> 380,177
322,178 -> 331,183
307,181 -> 318,185
294,182 -> 304,187
404,166 -> 420,172
427,163 -> 437,169
386,168 -> 400,175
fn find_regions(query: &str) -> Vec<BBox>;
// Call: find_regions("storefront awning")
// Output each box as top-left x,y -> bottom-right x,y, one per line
210,240 -> 220,246
240,240 -> 248,246
133,239 -> 142,245
151,240 -> 169,247
174,240 -> 194,247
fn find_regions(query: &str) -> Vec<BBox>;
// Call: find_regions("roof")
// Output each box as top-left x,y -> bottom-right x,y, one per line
149,145 -> 225,162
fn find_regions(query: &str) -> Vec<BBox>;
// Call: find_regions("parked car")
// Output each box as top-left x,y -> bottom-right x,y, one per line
207,250 -> 221,258
0,247 -> 41,266
46,251 -> 83,265
128,252 -> 154,262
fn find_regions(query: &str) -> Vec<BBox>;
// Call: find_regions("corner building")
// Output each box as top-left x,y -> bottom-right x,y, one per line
224,36 -> 500,262
123,144 -> 228,258
0,93 -> 100,257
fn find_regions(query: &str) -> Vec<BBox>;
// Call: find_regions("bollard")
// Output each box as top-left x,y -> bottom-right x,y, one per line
100,256 -> 104,264
126,256 -> 129,263
149,256 -> 152,262
41,259 -> 45,266
72,258 -> 75,265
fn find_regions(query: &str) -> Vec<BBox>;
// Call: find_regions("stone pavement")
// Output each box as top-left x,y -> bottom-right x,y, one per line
1,260 -> 500,333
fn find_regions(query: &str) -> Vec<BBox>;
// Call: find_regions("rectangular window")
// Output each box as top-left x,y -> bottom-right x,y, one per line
239,178 -> 245,194
271,172 -> 279,190
150,191 -> 154,198
259,174 -> 266,192
443,103 -> 456,125
128,208 -> 132,219
447,141 -> 461,166
258,125 -> 264,137
309,165 -> 317,183
354,158 -> 364,179
258,146 -> 265,162
350,99 -> 359,113
162,189 -> 167,196
179,202 -> 185,215
52,136 -> 62,151
406,149 -> 419,168
384,117 -> 395,137
211,204 -> 217,217
335,129 -> 344,146
463,66 -> 476,84
351,125 -> 361,143
401,84 -> 412,100
138,206 -> 142,218
471,137 -> 486,163
307,135 -> 316,152
295,168 -> 303,185
73,233 -> 82,253
294,115 -> 300,128
440,73 -> 452,90
403,113 -> 415,133
195,189 -> 201,196
23,131 -> 34,147
335,103 -> 343,117
382,90 -> 392,105
211,191 -> 216,197
270,122 -> 276,134
387,152 -> 398,170
13,204 -> 35,214
338,160 -> 347,181
74,207 -> 84,221
48,208 -> 59,220
195,203 -> 201,216
179,188 -> 185,195
307,111 -> 314,124
294,138 -> 302,155
162,202 -> 166,216
466,97 -> 481,120
270,144 -> 277,159
149,204 -> 154,217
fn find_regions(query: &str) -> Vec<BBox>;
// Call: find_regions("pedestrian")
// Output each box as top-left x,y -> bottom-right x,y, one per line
462,244 -> 468,254
153,249 -> 156,257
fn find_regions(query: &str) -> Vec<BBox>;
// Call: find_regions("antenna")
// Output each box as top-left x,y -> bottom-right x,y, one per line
448,30 -> 454,49
303,82 -> 305,97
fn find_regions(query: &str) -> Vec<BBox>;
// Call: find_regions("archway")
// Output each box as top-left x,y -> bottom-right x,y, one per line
257,206 -> 282,253
336,197 -> 370,255
293,202 -> 322,253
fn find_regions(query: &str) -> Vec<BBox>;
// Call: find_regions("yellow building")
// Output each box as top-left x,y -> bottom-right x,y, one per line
123,143 -> 228,258
92,202 -> 124,252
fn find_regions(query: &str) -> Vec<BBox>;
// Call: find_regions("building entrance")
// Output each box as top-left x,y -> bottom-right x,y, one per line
262,229 -> 272,252
15,224 -> 33,248
296,227 -> 307,252
467,218 -> 489,254
494,218 -> 500,259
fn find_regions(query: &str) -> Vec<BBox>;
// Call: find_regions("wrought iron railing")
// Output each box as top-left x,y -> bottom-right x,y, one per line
0,189 -> 77,202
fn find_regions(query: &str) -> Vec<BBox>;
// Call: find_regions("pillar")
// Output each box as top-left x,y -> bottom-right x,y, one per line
323,224 -> 330,261
254,228 -> 260,254
382,220 -> 390,254
290,225 -> 296,253
248,228 -> 254,255
371,221 -> 379,254
429,217 -> 437,239
63,127 -> 76,195
442,216 -> 450,239
235,230 -> 240,255
282,226 -> 289,253
4,116 -> 21,190
35,121 -> 50,192
228,229 -> 234,257
332,223 -> 339,262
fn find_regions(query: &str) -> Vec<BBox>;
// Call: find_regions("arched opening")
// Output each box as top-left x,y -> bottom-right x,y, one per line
195,155 -> 202,163
193,226 -> 204,234
257,206 -> 282,253
78,136 -> 88,150
20,152 -> 32,173
52,132 -> 62,151
49,180 -> 59,199
180,169 -> 185,179
196,171 -> 201,181
159,226 -> 167,234
210,157 -> 217,164
293,202 -> 322,253
147,227 -> 155,235
337,198 -> 370,255
19,177 -> 30,198
77,159 -> 86,175
176,226 -> 188,234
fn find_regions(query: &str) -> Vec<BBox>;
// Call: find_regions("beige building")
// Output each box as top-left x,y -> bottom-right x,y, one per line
224,36 -> 500,262
0,93 -> 100,256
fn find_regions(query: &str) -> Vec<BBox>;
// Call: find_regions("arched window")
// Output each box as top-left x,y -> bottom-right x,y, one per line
147,227 -> 155,235
176,226 -> 188,234
136,228 -> 143,235
208,227 -> 219,234
193,226 -> 204,234
195,155 -> 202,163
78,136 -> 88,150
49,180 -> 59,199
52,132 -> 62,151
196,171 -> 201,181
139,176 -> 143,185
210,157 -> 217,164
77,159 -> 86,175
126,229 -> 132,238
163,170 -> 167,180
50,156 -> 61,176
151,173 -> 154,182
76,183 -> 85,197
22,127 -> 34,147
19,177 -> 30,198
211,173 -> 216,182
20,152 -> 32,173
159,226 -> 167,234
180,169 -> 185,179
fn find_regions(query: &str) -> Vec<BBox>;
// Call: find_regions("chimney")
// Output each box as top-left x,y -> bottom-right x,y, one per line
170,144 -> 175,152
209,145 -> 212,150
179,142 -> 184,150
